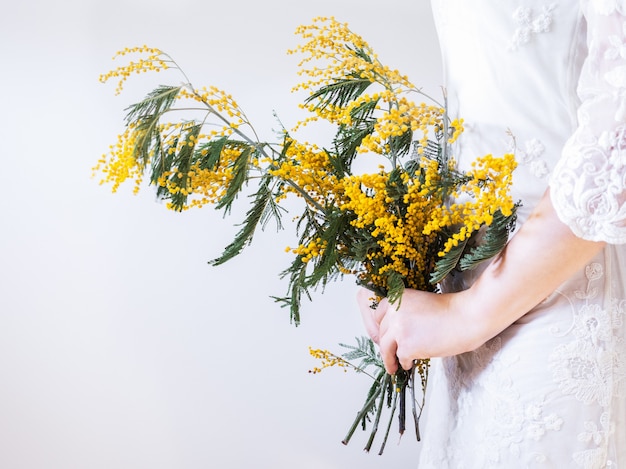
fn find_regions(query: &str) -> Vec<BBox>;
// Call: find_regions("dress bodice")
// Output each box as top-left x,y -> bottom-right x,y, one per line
431,0 -> 626,242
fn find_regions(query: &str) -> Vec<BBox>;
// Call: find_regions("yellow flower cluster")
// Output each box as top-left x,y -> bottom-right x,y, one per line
290,17 -> 412,94
422,153 -> 517,256
286,237 -> 328,263
341,171 -> 390,227
362,100 -> 446,155
157,146 -> 247,210
156,121 -> 198,155
466,153 -> 517,211
93,123 -> 147,194
95,69 -> 257,207
99,45 -> 169,95
335,150 -> 516,293
289,17 -> 453,158
308,347 -> 349,374
269,139 -> 342,205
340,168 -> 439,292
448,118 -> 465,144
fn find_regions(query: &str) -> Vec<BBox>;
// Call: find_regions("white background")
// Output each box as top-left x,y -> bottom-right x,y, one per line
0,1 -> 441,467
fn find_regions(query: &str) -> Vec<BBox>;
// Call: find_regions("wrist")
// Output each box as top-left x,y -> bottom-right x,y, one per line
448,287 -> 497,353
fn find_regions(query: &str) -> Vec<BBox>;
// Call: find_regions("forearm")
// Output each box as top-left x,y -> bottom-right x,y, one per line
455,189 -> 605,351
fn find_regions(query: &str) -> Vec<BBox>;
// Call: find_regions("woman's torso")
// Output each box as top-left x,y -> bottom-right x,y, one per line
419,2 -> 626,467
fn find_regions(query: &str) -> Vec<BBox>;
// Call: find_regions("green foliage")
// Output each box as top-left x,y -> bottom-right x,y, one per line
459,206 -> 519,271
305,75 -> 373,111
386,270 -> 406,305
273,258 -> 311,325
339,335 -> 380,369
430,206 -> 519,284
125,85 -> 182,125
337,337 -> 425,454
196,136 -> 229,171
430,237 -> 469,284
126,85 -> 182,166
210,174 -> 282,266
333,99 -> 378,163
157,124 -> 203,210
215,142 -> 254,213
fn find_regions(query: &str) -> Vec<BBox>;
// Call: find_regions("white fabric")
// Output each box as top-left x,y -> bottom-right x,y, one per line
419,1 -> 626,467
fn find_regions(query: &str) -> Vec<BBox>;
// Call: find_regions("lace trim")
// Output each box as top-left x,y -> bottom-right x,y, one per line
550,2 -> 626,243
551,126 -> 626,243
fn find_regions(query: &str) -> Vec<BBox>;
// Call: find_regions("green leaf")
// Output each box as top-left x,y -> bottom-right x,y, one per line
125,85 -> 182,166
429,237 -> 469,285
385,167 -> 408,204
210,174 -> 275,266
333,119 -> 376,163
125,85 -> 182,124
459,207 -> 518,271
340,336 -> 382,371
196,136 -> 230,170
305,76 -> 373,111
388,128 -> 414,159
277,259 -> 311,325
385,270 -> 406,305
215,143 -> 255,213
303,210 -> 351,289
346,45 -> 375,64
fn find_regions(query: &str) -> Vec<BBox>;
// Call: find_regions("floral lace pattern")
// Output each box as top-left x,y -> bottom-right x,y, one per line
510,137 -> 550,179
549,262 -> 626,467
421,258 -> 626,468
427,335 -> 568,467
550,1 -> 626,244
509,4 -> 558,50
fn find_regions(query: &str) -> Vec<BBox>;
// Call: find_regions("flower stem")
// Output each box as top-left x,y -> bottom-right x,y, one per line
410,365 -> 422,442
363,376 -> 389,452
342,371 -> 386,446
378,384 -> 399,455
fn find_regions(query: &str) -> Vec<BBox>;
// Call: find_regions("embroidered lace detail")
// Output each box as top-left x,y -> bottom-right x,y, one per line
515,137 -> 550,179
552,124 -> 626,242
509,4 -> 557,51
550,3 -> 626,243
604,22 -> 626,60
573,413 -> 614,468
443,338 -> 564,467
549,262 -> 626,467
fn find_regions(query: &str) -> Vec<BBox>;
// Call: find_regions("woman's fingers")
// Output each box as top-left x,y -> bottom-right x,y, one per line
356,288 -> 388,344
372,297 -> 390,325
358,288 -> 427,374
378,333 -> 399,375
356,288 -> 379,342
378,300 -> 425,372
397,351 -> 418,372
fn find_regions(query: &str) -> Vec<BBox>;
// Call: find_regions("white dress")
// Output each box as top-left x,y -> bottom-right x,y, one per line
420,1 -> 626,467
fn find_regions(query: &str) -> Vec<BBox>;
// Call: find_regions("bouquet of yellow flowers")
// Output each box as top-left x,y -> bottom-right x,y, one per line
96,17 -> 518,454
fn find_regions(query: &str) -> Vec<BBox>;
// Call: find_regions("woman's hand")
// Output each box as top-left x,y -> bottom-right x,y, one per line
357,287 -> 476,374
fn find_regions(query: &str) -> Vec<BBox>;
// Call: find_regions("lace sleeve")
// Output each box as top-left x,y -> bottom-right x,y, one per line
549,0 -> 626,244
